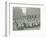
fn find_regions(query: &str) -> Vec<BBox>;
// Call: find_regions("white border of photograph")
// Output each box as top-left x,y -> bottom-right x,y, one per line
7,3 -> 45,37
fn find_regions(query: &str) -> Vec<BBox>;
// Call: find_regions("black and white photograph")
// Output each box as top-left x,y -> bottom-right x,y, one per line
13,7 -> 40,31
0,0 -> 46,38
